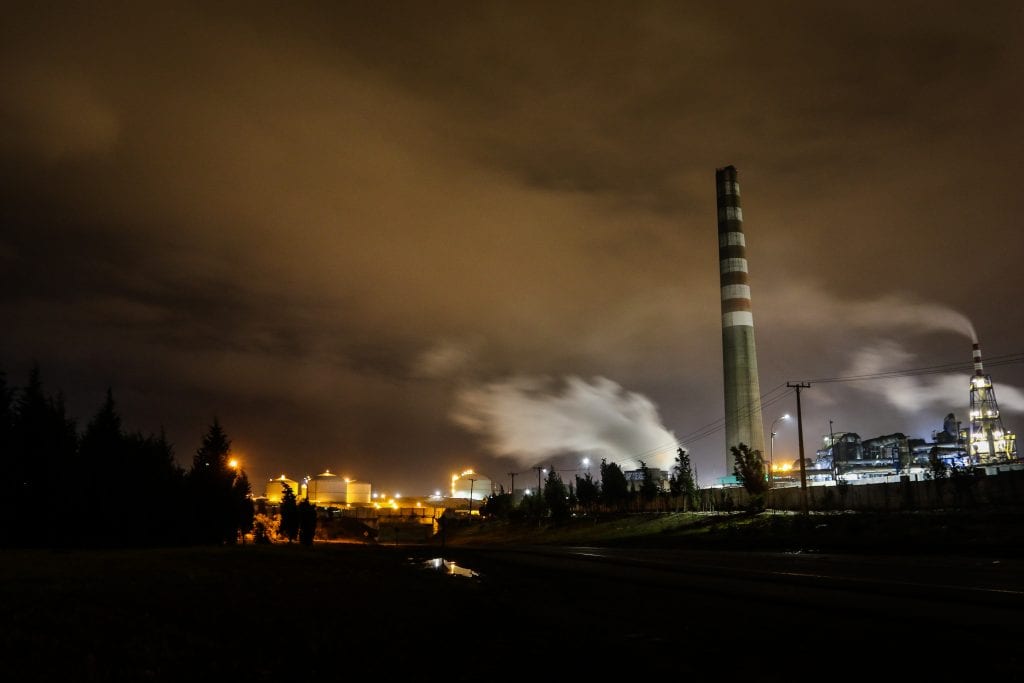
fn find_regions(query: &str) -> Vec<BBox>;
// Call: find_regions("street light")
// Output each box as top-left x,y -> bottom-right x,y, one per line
769,414 -> 790,486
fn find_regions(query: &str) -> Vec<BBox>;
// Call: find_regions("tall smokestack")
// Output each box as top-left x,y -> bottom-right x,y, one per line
716,165 -> 766,475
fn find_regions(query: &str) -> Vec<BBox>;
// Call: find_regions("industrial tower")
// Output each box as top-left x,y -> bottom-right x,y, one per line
716,165 -> 766,474
968,342 -> 1018,464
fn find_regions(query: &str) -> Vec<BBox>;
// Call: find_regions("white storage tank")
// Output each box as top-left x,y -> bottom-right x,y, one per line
308,470 -> 347,505
450,469 -> 493,501
346,481 -> 372,505
264,475 -> 299,503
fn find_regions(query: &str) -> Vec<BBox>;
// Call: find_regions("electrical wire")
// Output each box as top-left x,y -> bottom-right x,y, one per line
503,351 -> 1024,480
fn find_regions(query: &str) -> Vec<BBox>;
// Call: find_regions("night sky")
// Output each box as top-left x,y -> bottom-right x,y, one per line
3,1 -> 1023,495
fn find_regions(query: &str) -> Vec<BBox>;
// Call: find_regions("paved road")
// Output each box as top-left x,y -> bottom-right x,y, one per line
426,544 -> 1024,677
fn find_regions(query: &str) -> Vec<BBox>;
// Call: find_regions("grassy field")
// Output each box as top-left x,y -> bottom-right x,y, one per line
438,509 -> 1024,557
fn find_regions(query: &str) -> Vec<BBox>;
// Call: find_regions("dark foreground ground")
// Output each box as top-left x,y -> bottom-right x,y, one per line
4,510 -> 1023,680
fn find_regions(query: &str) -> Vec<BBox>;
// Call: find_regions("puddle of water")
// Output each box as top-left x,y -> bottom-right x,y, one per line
421,557 -> 480,578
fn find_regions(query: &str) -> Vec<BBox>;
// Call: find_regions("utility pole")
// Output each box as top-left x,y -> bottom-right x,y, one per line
788,382 -> 811,515
534,466 -> 544,497
467,477 -> 477,514
507,471 -> 517,503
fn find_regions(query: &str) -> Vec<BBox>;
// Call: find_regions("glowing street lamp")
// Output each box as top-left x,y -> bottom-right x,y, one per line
769,414 -> 790,487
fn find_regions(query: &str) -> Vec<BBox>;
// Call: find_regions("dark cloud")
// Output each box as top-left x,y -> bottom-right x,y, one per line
2,1 -> 1022,491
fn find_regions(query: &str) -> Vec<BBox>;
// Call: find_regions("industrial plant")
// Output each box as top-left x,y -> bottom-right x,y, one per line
716,165 -> 1019,490
255,165 -> 1020,521
786,344 -> 1020,484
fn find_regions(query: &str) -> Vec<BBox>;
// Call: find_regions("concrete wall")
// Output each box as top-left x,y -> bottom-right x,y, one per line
697,467 -> 1024,512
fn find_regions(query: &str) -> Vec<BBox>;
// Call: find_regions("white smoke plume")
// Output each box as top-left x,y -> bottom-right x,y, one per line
988,385 -> 1024,412
775,284 -> 978,343
844,342 -> 1024,412
842,296 -> 978,344
452,375 -> 680,470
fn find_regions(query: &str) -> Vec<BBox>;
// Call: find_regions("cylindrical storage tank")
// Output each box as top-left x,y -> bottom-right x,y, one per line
450,470 -> 493,501
265,475 -> 299,503
346,481 -> 372,505
309,470 -> 346,505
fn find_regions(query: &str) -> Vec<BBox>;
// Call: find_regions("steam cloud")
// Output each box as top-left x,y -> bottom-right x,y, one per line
844,342 -> 1024,412
841,297 -> 978,344
452,375 -> 680,471
776,285 -> 978,343
989,385 -> 1024,412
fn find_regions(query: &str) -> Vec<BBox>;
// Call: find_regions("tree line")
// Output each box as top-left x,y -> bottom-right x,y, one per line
479,448 -> 701,522
0,363 -> 268,549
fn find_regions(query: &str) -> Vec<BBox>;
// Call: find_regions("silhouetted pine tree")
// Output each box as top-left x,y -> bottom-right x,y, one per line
279,483 -> 299,542
543,467 -> 570,521
732,442 -> 767,510
1,365 -> 193,548
297,499 -> 316,545
637,460 -> 659,508
669,447 -> 699,511
186,418 -> 237,544
10,364 -> 78,546
79,388 -> 128,546
517,488 -> 548,521
599,459 -> 629,511
122,427 -> 186,546
0,369 -> 13,517
480,491 -> 514,520
574,473 -> 599,514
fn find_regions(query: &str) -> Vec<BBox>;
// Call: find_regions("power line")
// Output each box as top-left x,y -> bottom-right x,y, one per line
803,351 -> 1024,384
678,351 -> 1024,446
496,351 -> 1024,486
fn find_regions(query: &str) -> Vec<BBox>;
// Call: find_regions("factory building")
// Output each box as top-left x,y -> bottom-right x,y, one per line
806,342 -> 1021,481
624,467 -> 670,492
812,432 -> 915,481
805,407 -> 1013,483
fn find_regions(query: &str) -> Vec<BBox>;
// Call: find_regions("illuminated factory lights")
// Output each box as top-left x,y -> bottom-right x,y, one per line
968,342 -> 1018,464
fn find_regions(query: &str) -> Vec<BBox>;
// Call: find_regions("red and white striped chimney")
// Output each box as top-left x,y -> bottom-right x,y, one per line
973,342 -> 984,377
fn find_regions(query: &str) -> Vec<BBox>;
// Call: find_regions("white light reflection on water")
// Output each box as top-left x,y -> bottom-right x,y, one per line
422,557 -> 479,577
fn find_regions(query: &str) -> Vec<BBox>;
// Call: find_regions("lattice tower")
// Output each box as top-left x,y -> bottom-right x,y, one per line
968,343 -> 1018,464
